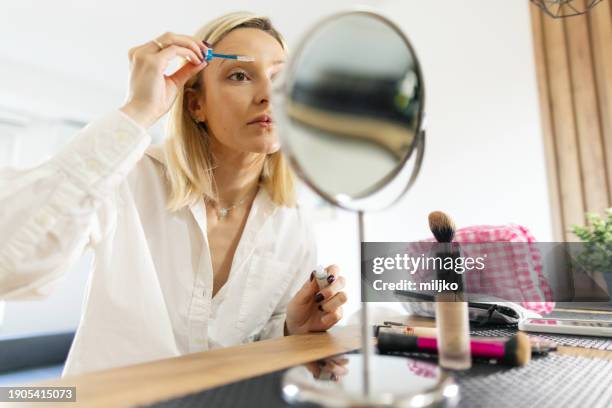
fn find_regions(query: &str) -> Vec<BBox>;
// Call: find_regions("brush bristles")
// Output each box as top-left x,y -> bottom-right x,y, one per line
502,332 -> 532,366
428,211 -> 456,243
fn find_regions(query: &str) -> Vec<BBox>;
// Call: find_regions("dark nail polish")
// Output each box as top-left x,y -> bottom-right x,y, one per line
318,305 -> 324,312
315,293 -> 324,303
310,271 -> 315,281
331,373 -> 338,381
203,40 -> 212,47
327,274 -> 336,284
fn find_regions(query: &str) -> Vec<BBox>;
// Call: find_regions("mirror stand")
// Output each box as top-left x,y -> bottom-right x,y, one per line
358,210 -> 372,398
282,208 -> 459,407
276,8 -> 459,407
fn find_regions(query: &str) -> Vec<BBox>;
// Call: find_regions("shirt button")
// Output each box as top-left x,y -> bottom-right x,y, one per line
115,131 -> 129,142
35,214 -> 53,228
85,158 -> 99,171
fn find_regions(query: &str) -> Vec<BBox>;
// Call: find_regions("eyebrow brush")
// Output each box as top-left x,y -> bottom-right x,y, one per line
204,49 -> 255,62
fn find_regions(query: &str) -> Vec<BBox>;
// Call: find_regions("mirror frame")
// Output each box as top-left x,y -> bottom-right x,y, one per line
275,8 -> 426,212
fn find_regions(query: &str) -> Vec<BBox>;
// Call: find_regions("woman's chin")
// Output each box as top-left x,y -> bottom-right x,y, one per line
258,141 -> 281,154
265,142 -> 281,154
234,127 -> 281,154
250,135 -> 281,154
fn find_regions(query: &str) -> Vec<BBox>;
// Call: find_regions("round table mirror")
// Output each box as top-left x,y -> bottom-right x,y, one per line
274,8 -> 435,406
274,9 -> 425,212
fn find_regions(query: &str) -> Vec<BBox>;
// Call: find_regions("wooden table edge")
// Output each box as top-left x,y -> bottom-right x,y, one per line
24,325 -> 361,408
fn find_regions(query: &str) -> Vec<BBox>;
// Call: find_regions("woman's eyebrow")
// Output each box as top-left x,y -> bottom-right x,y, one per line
219,58 -> 285,68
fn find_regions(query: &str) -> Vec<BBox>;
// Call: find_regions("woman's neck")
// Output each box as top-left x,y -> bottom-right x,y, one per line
210,143 -> 265,207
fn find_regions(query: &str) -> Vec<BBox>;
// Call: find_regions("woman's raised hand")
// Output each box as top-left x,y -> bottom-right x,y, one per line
119,32 -> 209,128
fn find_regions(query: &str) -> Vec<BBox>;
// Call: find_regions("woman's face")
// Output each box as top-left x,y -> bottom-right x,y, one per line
191,28 -> 286,155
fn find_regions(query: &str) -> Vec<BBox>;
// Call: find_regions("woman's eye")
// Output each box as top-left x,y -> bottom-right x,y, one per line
228,71 -> 249,81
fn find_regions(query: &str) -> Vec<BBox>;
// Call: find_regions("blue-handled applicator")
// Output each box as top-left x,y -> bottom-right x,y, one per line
204,49 -> 255,62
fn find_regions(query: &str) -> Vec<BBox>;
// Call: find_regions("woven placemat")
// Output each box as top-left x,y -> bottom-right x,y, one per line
454,354 -> 612,408
142,369 -> 301,408
145,353 -> 612,408
469,324 -> 612,350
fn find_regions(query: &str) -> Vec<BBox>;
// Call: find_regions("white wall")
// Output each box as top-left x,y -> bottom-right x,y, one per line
0,0 -> 552,335
302,0 -> 553,322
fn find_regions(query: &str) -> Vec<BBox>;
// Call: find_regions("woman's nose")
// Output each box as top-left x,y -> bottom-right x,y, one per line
254,76 -> 273,105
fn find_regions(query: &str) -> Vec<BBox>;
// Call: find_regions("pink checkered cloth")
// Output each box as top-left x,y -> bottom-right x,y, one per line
415,224 -> 555,315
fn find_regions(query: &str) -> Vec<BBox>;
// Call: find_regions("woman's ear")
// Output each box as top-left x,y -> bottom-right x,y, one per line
185,88 -> 206,124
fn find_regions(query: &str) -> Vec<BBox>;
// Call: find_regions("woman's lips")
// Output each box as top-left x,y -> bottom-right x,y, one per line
248,118 -> 274,128
248,114 -> 273,125
250,121 -> 273,128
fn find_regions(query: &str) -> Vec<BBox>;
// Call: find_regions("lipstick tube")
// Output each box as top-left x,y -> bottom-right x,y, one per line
314,265 -> 329,290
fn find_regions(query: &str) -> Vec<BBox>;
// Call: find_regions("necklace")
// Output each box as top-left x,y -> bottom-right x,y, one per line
218,198 -> 246,218
216,187 -> 259,219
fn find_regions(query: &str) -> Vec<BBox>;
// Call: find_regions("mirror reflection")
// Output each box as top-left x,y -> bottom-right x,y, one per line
284,13 -> 423,199
282,353 -> 456,406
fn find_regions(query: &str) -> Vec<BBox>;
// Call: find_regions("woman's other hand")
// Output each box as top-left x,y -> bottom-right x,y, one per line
303,356 -> 350,381
285,265 -> 347,335
120,32 -> 209,128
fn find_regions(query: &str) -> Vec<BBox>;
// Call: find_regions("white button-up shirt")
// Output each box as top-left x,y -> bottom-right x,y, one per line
0,110 -> 317,377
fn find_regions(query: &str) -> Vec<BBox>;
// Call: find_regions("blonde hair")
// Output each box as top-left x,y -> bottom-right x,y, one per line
164,11 -> 295,211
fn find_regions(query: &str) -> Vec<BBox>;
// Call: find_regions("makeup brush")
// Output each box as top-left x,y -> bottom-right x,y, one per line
377,332 -> 532,367
428,211 -> 456,243
376,324 -> 557,355
428,210 -> 471,369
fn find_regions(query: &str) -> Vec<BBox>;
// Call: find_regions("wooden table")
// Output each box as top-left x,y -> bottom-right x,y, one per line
28,310 -> 612,407
27,325 -> 361,407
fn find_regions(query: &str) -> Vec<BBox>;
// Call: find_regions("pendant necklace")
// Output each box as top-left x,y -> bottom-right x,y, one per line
216,187 -> 258,219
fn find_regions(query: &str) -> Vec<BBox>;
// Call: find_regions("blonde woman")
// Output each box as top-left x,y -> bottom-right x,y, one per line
0,11 -> 347,376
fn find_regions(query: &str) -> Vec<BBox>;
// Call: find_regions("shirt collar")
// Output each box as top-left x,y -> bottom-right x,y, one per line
145,143 -> 277,230
145,143 -> 166,165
